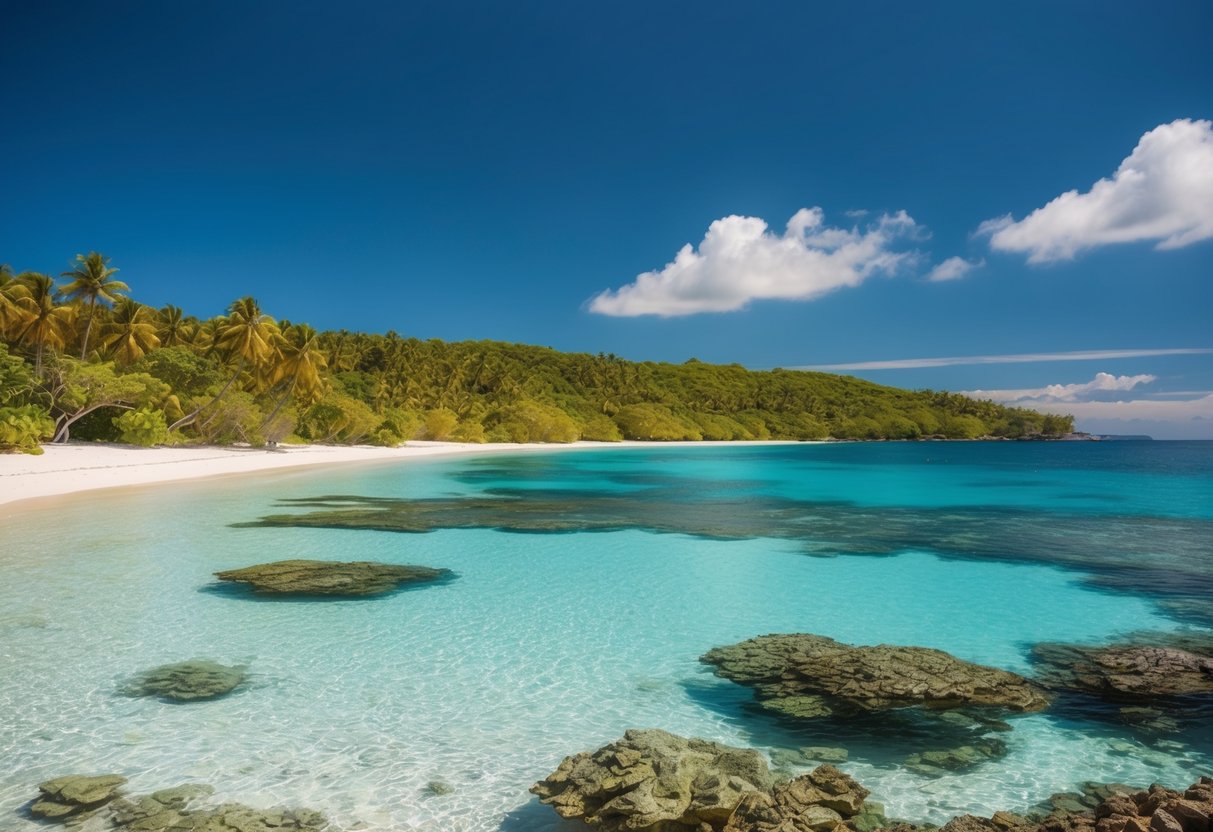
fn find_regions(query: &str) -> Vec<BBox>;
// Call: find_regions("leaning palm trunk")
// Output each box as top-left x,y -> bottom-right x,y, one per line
80,296 -> 96,360
167,358 -> 245,433
259,376 -> 297,433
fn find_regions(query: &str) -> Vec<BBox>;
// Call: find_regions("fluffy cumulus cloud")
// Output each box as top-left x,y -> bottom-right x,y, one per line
926,256 -> 983,282
979,118 -> 1213,263
963,372 -> 1157,403
588,208 -> 920,317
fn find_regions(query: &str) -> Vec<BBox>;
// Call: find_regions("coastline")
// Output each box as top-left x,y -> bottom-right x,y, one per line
0,439 -> 803,510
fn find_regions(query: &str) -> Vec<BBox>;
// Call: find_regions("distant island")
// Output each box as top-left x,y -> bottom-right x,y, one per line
0,253 -> 1073,454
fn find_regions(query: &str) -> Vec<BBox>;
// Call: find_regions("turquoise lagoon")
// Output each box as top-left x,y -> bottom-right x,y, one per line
1,441 -> 1212,830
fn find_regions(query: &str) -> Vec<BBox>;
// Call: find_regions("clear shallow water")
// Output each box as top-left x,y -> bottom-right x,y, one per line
1,441 -> 1212,831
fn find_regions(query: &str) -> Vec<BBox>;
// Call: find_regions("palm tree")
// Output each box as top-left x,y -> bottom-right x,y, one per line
0,264 -> 30,340
59,252 -> 129,359
11,273 -> 74,376
100,299 -> 160,364
169,297 -> 279,432
260,323 -> 329,429
155,304 -> 188,348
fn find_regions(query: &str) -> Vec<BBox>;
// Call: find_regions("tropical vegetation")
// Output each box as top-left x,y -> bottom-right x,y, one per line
0,253 -> 1073,453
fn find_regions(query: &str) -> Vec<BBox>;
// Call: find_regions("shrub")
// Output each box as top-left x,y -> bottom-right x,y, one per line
612,404 -> 702,441
0,405 -> 54,454
113,407 -> 170,446
579,413 -> 623,442
422,408 -> 459,441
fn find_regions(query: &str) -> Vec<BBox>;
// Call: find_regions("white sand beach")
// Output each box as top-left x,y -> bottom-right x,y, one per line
0,440 -> 803,509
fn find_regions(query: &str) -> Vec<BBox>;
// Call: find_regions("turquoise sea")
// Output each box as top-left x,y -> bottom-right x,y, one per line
2,441 -> 1212,830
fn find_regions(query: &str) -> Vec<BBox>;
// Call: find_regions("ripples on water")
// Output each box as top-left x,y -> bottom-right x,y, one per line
1,441 -> 1211,830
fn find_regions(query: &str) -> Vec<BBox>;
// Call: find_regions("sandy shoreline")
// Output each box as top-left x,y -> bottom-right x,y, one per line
0,439 -> 801,510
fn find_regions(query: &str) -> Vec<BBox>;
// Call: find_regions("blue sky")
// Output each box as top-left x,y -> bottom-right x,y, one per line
2,2 -> 1211,436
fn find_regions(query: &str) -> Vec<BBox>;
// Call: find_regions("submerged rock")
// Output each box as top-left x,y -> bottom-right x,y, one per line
1031,639 -> 1213,699
723,765 -> 873,832
31,777 -> 332,830
903,739 -> 1008,777
701,634 -> 1049,720
530,728 -> 776,831
29,774 -> 127,820
770,747 -> 850,770
124,660 -> 246,702
213,559 -> 452,597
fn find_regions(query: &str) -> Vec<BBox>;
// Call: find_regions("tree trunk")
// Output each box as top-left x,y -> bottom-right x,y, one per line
53,402 -> 134,443
168,358 -> 245,433
80,296 -> 96,360
259,376 -> 297,432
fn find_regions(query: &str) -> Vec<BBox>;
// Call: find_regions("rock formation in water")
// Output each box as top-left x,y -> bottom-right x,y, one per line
213,559 -> 452,596
902,738 -> 1008,777
124,659 -> 246,702
723,765 -> 880,832
28,777 -> 332,831
701,634 -> 1049,719
1031,639 -> 1213,699
530,728 -> 777,831
29,774 -> 127,821
875,778 -> 1213,832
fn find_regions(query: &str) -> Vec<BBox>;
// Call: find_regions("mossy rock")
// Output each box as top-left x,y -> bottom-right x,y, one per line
30,774 -> 126,821
125,660 -> 246,702
214,559 -> 453,597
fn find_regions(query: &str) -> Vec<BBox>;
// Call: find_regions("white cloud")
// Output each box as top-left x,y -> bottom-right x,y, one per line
960,374 -> 1213,438
797,347 -> 1213,372
588,208 -> 920,317
926,256 -> 983,282
1037,394 -> 1213,439
962,372 -> 1157,403
978,118 -> 1213,263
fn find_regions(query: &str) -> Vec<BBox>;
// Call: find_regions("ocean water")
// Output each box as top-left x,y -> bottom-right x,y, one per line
1,441 -> 1211,830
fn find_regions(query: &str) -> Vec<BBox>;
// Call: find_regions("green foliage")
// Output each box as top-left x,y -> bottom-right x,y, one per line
579,413 -> 623,442
113,407 -> 170,446
131,347 -> 223,397
299,392 -> 379,444
422,408 -> 459,441
0,343 -> 34,406
612,404 -> 703,441
191,390 -> 266,445
0,404 -> 54,453
452,418 -> 487,443
377,408 -> 425,443
487,400 -> 580,443
1,251 -> 1079,446
47,360 -> 170,442
942,413 -> 989,439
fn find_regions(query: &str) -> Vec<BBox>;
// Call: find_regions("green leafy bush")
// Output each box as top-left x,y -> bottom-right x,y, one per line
0,405 -> 54,454
113,407 -> 170,446
612,404 -> 702,441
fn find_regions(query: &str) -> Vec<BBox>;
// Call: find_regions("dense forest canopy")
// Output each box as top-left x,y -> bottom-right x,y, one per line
0,253 -> 1073,453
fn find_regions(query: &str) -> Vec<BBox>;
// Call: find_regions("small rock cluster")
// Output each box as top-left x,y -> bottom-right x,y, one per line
532,730 -> 1213,832
530,728 -> 777,831
30,774 -> 127,822
27,775 -> 332,831
531,730 -> 888,832
724,765 -> 880,832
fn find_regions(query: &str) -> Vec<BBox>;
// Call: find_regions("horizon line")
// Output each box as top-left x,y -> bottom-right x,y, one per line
791,347 -> 1213,371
